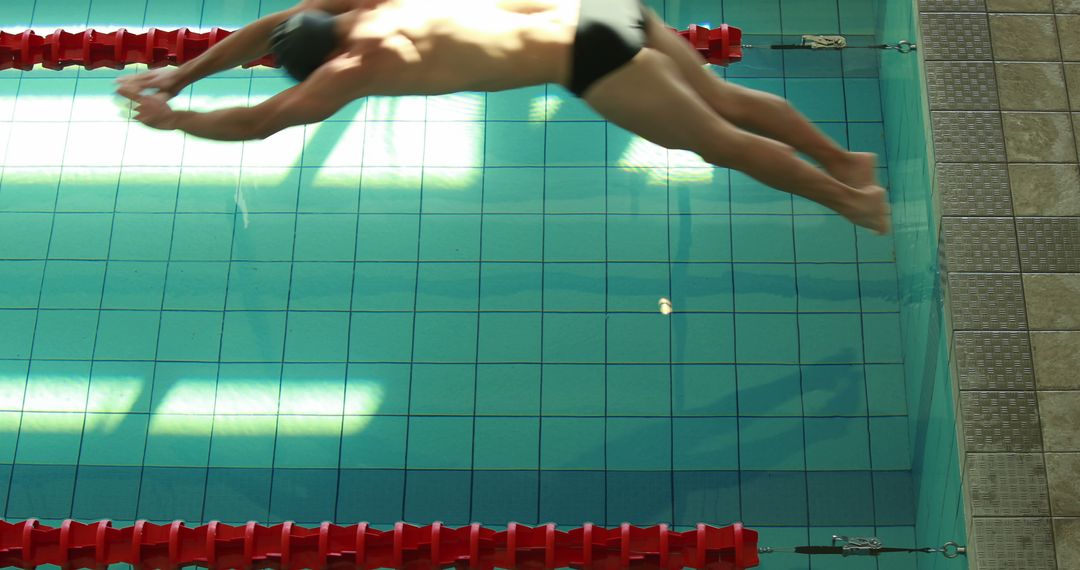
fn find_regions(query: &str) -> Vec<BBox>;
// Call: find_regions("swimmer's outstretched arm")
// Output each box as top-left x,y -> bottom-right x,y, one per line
116,0 -> 358,100
131,55 -> 367,140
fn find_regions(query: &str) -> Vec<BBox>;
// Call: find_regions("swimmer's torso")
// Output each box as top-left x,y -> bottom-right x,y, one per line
338,0 -> 580,93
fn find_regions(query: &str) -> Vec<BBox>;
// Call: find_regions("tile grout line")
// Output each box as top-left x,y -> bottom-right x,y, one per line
331,72 -> 371,528
65,0 -> 137,519
466,90 -> 489,524
398,91 -> 430,522
535,81 -> 549,526
128,0 -> 180,525
266,0 -> 314,523
775,0 -> 814,554
195,0 -> 244,525
0,0 -> 40,521
835,0 -> 884,549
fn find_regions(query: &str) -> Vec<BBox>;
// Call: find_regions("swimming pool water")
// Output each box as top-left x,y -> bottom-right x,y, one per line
0,0 -> 964,568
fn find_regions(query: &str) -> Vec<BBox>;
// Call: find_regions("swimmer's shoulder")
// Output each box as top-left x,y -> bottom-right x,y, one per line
297,0 -> 391,15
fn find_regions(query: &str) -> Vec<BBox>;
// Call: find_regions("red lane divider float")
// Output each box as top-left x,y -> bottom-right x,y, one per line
676,24 -> 743,67
0,520 -> 759,569
0,28 -> 275,70
0,24 -> 742,71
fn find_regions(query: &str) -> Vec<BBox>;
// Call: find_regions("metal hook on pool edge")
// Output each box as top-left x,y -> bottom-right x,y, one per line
935,541 -> 966,559
889,40 -> 916,53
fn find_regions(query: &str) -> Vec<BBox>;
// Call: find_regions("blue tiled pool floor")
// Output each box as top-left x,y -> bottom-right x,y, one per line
0,1 -> 925,568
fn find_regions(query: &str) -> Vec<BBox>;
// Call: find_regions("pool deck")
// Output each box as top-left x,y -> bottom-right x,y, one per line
918,0 -> 1080,567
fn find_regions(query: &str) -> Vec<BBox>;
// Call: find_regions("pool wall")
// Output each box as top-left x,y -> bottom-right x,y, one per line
880,0 -> 968,568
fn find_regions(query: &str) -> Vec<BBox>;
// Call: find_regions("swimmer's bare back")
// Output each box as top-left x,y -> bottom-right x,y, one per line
335,0 -> 580,95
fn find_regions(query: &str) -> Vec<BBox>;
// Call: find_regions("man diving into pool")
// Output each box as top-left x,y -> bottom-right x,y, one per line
116,0 -> 890,234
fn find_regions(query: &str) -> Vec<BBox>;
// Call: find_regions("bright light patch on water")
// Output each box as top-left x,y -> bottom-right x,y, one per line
532,95 -> 553,121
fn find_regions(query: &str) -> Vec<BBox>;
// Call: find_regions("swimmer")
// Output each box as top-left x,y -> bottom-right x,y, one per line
116,0 -> 890,234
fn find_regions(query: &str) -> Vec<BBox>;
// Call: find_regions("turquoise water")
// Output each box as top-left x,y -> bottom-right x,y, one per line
0,0 -> 964,568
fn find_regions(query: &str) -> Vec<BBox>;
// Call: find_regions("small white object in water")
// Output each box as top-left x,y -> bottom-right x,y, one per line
659,297 -> 673,315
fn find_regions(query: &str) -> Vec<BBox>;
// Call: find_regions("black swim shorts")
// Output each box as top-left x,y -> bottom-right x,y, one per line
568,0 -> 647,96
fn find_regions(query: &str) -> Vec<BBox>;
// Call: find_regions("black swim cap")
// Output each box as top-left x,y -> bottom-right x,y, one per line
271,10 -> 339,82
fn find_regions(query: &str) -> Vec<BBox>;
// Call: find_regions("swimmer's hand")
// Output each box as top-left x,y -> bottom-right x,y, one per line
115,68 -> 183,101
132,93 -> 179,131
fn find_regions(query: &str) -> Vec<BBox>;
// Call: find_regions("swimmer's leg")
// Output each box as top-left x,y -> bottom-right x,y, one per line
640,9 -> 879,190
583,48 -> 890,234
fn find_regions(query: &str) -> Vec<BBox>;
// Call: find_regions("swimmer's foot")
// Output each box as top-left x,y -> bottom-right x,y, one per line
827,151 -> 879,189
840,184 -> 891,235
